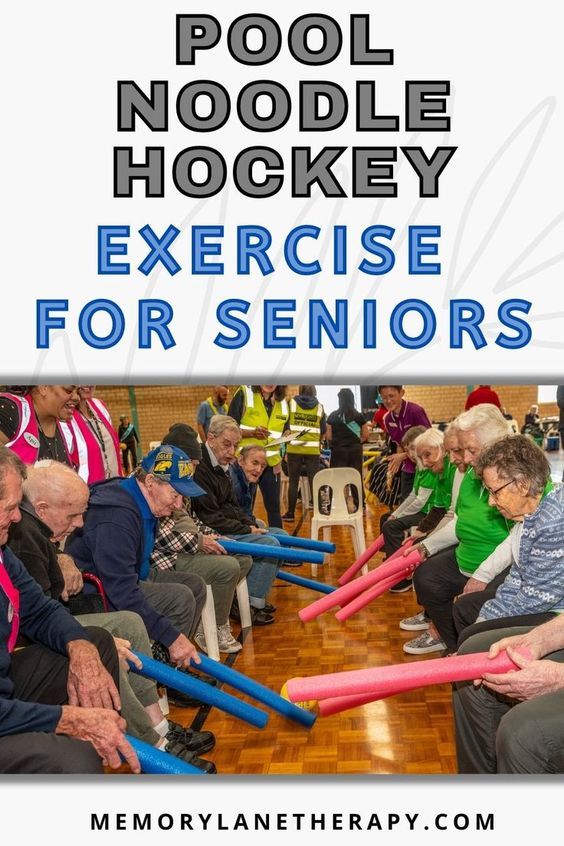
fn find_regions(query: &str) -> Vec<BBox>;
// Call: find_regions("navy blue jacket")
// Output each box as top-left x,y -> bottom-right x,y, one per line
0,546 -> 88,736
67,479 -> 179,647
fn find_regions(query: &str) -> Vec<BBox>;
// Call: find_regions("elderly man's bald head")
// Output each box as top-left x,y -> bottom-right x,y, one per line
24,461 -> 89,542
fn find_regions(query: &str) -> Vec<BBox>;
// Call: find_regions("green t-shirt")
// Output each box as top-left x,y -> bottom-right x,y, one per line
431,455 -> 457,510
455,468 -> 512,574
413,467 -> 438,514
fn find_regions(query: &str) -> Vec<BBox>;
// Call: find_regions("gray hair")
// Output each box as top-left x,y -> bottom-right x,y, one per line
475,434 -> 550,497
0,446 -> 26,498
208,414 -> 240,439
24,460 -> 87,505
456,404 -> 511,447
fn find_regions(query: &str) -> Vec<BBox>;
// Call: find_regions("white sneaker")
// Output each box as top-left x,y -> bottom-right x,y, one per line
399,611 -> 430,632
217,624 -> 242,653
193,627 -> 208,653
403,631 -> 446,655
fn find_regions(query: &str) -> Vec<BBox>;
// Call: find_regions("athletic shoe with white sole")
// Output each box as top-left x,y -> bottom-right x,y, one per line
216,624 -> 243,653
399,611 -> 430,631
403,631 -> 446,655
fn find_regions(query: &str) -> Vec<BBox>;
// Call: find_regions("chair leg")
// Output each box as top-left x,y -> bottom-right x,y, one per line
236,578 -> 253,629
201,585 -> 220,661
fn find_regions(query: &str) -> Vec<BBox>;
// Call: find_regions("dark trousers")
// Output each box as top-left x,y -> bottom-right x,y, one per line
286,453 -> 319,515
413,546 -> 466,651
0,626 -> 119,773
399,470 -> 415,502
258,465 -> 282,528
452,567 -> 511,637
382,511 -> 422,557
457,611 -> 557,649
122,444 -> 137,474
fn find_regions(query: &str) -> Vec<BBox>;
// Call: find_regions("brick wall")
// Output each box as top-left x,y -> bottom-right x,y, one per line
94,384 -> 560,456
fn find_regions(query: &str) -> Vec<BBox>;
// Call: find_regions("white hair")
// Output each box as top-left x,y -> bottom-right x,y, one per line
24,460 -> 87,506
456,404 -> 511,447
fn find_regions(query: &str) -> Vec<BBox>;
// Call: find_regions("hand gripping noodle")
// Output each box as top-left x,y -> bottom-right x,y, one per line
286,649 -> 533,707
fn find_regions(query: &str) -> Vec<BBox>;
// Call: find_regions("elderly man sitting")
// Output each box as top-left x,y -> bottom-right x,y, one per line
8,459 -> 216,769
192,415 -> 283,625
453,435 -> 563,643
0,447 -> 139,774
454,614 -> 564,773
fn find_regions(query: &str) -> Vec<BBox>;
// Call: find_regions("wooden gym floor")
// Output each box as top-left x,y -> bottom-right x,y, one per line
167,495 -> 458,775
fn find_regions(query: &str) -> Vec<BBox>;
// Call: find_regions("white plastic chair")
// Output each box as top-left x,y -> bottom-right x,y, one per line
200,585 -> 220,661
235,577 -> 252,628
311,467 -> 366,577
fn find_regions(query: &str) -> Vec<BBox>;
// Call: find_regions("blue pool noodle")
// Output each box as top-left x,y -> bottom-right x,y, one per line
221,538 -> 323,565
276,570 -> 336,594
130,652 -> 268,728
193,653 -> 316,728
125,735 -> 206,775
275,535 -> 336,554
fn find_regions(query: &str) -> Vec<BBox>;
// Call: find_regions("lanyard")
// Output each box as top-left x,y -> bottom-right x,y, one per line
0,550 -> 20,652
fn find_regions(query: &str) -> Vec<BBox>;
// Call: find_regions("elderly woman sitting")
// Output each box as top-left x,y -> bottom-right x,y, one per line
453,434 -> 562,643
382,427 -> 455,559
406,405 -> 512,655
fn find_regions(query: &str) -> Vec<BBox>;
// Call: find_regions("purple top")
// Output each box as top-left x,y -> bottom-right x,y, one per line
383,399 -> 432,473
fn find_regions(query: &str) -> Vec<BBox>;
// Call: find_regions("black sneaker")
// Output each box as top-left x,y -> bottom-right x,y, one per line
164,739 -> 217,774
250,608 -> 275,625
166,721 -> 216,754
282,512 -> 295,521
389,577 -> 413,593
263,602 -> 276,613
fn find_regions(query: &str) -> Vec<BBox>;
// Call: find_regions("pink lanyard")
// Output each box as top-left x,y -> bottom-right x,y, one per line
0,550 -> 20,652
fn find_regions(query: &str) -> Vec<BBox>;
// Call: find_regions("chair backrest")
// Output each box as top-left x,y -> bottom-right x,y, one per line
312,467 -> 363,520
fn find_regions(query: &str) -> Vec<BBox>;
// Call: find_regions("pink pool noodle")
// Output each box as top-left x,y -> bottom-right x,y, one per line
319,686 -> 408,716
335,571 -> 410,622
286,648 -> 532,703
338,534 -> 385,586
299,548 -> 423,622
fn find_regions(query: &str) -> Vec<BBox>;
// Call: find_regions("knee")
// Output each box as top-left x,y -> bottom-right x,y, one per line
219,556 -> 241,581
259,534 -> 281,547
110,610 -> 149,643
236,555 -> 253,579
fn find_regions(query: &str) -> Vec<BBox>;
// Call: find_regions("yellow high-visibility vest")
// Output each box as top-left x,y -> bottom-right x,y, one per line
238,386 -> 288,467
286,398 -> 323,455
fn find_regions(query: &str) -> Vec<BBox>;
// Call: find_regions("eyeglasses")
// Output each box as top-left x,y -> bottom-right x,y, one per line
484,478 -> 515,501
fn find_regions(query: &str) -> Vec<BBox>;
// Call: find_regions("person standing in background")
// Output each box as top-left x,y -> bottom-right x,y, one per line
228,385 -> 288,529
66,386 -> 122,483
282,385 -> 326,522
325,388 -> 368,508
378,385 -> 432,502
464,385 -> 501,410
197,386 -> 229,443
118,414 -> 139,474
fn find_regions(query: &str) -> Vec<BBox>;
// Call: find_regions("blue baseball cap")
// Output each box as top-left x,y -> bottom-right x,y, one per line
141,444 -> 206,498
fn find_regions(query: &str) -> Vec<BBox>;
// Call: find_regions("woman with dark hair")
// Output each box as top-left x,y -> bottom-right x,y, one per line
228,385 -> 289,528
0,385 -> 79,467
325,388 -> 368,505
282,385 -> 326,522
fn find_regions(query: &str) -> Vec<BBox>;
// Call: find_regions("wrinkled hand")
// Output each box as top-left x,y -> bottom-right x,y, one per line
114,637 -> 142,673
250,526 -> 268,534
462,577 -> 488,595
482,650 -> 564,701
254,426 -> 269,440
56,705 -> 140,772
58,553 -> 84,601
488,630 -> 545,662
67,639 -> 121,710
410,529 -> 425,541
200,535 -> 226,555
168,633 -> 200,667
